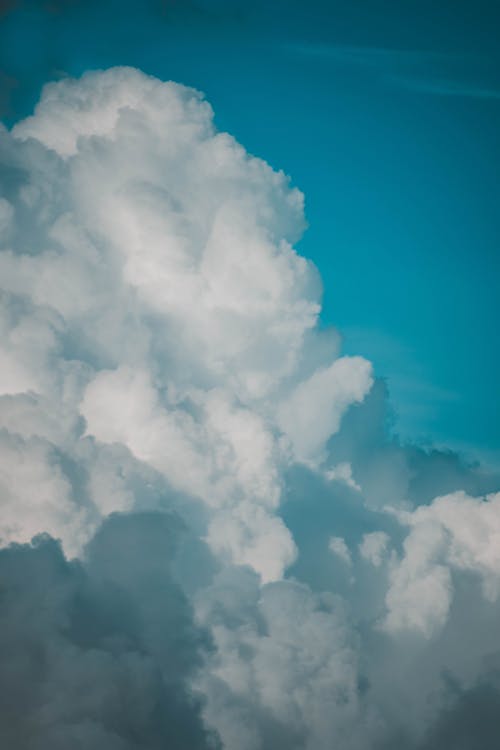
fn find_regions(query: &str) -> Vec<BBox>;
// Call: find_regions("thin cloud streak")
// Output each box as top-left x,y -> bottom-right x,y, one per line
287,42 -> 452,67
287,42 -> 500,100
391,76 -> 500,99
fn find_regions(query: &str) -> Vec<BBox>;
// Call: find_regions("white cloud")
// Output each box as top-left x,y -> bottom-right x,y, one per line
359,531 -> 389,567
325,461 -> 361,491
0,66 -> 373,581
0,431 -> 94,555
277,356 -> 373,464
195,575 -> 369,750
384,491 -> 500,637
329,535 -> 352,566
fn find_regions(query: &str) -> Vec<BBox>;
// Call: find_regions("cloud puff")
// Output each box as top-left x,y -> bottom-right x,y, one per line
329,535 -> 353,566
194,570 -> 369,750
1,66 -> 373,584
384,491 -> 500,637
1,66 -> 500,750
359,531 -> 389,567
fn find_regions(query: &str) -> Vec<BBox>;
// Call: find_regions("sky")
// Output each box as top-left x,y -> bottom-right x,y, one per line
0,0 -> 499,463
1,3 -> 500,750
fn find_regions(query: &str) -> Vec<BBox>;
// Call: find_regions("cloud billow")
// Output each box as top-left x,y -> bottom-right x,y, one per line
0,66 -> 499,749
0,514 -> 216,750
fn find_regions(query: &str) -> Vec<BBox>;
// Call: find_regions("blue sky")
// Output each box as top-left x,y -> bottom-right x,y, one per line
1,0 -> 498,464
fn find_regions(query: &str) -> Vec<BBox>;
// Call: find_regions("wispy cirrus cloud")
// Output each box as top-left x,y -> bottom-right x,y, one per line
287,42 -> 500,100
392,76 -> 500,99
287,42 -> 450,67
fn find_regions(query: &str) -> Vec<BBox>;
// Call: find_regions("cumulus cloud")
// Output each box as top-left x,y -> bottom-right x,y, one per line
384,491 -> 500,637
194,571 -> 370,750
0,66 -> 499,749
359,531 -> 389,567
0,65 -> 375,583
329,535 -> 352,566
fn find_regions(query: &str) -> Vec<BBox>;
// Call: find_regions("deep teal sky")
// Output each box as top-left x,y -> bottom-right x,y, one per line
1,0 -> 499,464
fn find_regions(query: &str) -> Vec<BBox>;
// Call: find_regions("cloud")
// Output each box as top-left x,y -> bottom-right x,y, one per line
418,672 -> 500,750
1,66 -> 373,583
276,355 -> 373,465
0,513 -> 216,750
287,43 -> 449,68
0,65 -> 500,749
287,42 -> 500,101
194,571 -> 368,750
359,531 -> 389,567
390,77 -> 500,100
384,490 -> 500,637
329,535 -> 352,566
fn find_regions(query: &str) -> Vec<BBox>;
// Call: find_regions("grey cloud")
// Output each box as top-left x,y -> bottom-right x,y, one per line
419,674 -> 500,750
327,379 -> 500,510
0,512 -> 218,750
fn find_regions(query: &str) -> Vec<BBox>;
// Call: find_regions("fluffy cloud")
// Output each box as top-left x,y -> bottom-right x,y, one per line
384,491 -> 500,637
276,355 -> 373,464
1,67 -> 372,582
329,535 -> 353,566
194,571 -> 370,750
1,66 -> 500,749
359,531 -> 389,567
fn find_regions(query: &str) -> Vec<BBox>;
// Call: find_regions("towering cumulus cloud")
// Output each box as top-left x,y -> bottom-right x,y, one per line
0,67 -> 499,749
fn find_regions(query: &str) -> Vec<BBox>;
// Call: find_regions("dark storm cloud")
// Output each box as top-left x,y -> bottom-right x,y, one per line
326,379 -> 500,510
0,512 -> 218,750
419,673 -> 500,750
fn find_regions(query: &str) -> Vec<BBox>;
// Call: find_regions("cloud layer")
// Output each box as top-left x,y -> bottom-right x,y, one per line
1,66 -> 500,749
